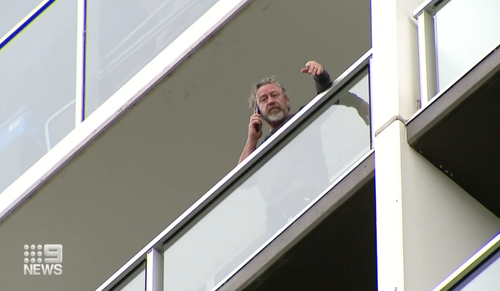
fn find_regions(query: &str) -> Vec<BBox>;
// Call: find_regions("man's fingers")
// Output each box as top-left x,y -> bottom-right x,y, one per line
302,61 -> 323,75
252,120 -> 262,127
250,118 -> 262,131
312,67 -> 323,76
251,119 -> 262,126
250,115 -> 262,124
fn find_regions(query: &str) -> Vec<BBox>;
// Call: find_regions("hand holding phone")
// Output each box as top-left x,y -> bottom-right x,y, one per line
248,108 -> 262,141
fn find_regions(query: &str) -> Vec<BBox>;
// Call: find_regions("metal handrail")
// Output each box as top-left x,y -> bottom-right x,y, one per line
94,48 -> 373,291
413,0 -> 451,18
433,232 -> 500,291
0,0 -> 55,50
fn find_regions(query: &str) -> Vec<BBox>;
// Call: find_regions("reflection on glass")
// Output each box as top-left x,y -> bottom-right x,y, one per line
112,264 -> 146,291
452,248 -> 500,291
85,0 -> 220,117
0,0 -> 76,194
0,0 -> 44,40
163,70 -> 371,291
435,0 -> 500,91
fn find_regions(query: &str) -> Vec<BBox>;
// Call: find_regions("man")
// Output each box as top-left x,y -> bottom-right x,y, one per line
238,60 -> 370,233
239,61 -> 369,163
212,61 -> 369,285
239,61 -> 329,163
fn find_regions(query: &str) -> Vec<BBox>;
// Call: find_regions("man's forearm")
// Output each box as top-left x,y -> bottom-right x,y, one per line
314,70 -> 333,94
238,139 -> 258,164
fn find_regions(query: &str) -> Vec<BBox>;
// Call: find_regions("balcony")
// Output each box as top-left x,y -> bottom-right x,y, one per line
408,0 -> 500,218
94,51 -> 375,291
0,0 -> 371,290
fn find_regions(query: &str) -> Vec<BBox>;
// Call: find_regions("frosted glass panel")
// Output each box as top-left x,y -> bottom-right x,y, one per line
0,0 -> 44,40
0,0 -> 76,194
435,0 -> 500,91
163,70 -> 371,291
85,0 -> 219,117
113,265 -> 146,291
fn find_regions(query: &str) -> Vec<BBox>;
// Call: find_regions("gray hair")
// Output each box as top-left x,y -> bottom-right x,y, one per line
249,77 -> 291,111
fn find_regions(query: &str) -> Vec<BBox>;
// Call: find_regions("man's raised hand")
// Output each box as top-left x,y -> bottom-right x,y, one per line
301,61 -> 324,77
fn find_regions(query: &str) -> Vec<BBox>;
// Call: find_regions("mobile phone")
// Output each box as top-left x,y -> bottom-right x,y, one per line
253,105 -> 261,132
254,104 -> 261,114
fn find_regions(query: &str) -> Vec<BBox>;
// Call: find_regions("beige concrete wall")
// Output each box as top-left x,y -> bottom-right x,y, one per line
371,0 -> 500,290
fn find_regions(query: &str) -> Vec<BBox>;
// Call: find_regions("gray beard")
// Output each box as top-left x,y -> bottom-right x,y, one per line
266,109 -> 285,122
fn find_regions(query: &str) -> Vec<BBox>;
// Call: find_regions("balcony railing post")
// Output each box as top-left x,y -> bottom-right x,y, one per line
146,249 -> 163,291
75,0 -> 86,125
417,10 -> 438,107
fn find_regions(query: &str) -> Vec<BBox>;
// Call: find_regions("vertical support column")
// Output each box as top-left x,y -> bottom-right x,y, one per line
147,249 -> 164,291
417,10 -> 437,107
75,0 -> 87,125
371,0 -> 500,291
370,1 -> 408,290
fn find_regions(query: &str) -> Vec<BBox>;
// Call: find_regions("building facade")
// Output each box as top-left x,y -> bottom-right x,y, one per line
0,0 -> 499,290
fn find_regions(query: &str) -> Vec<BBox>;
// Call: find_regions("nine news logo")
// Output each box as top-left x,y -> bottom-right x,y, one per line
23,244 -> 63,276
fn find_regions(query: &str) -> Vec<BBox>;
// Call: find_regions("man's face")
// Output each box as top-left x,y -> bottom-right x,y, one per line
256,84 -> 290,122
